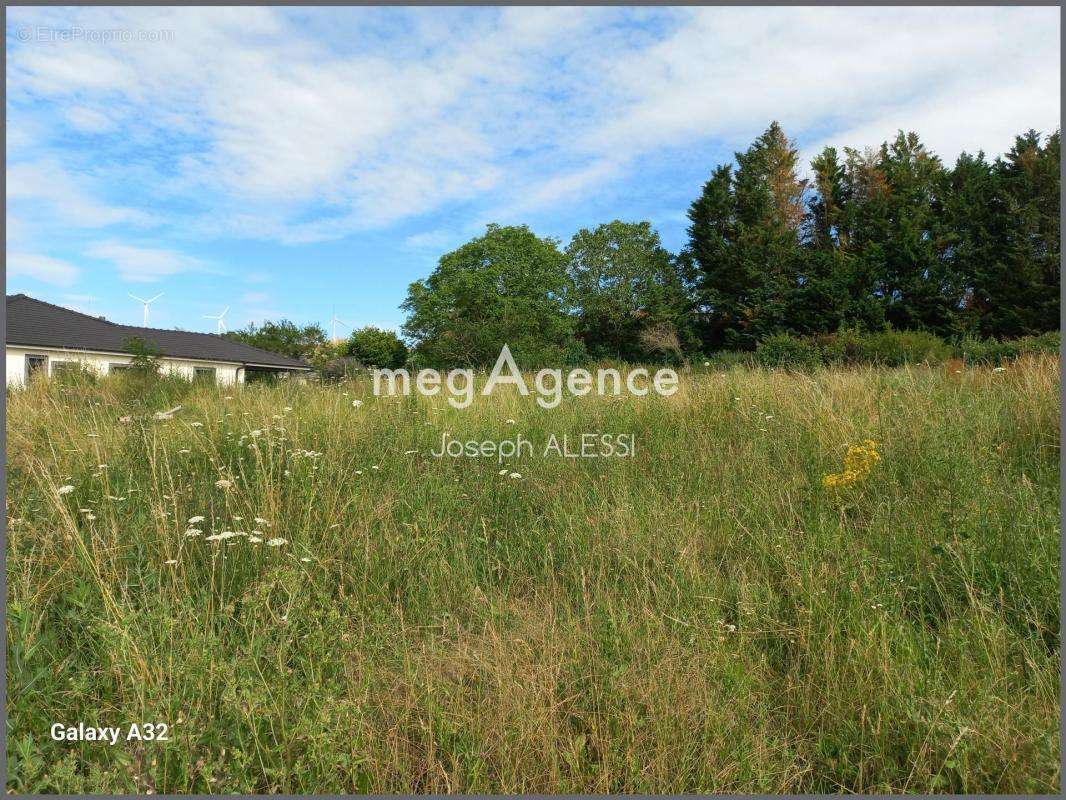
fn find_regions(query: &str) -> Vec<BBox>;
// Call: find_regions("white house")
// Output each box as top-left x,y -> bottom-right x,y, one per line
6,294 -> 310,387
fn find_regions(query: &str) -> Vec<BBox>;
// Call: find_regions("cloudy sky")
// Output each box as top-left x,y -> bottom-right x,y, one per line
6,6 -> 1061,333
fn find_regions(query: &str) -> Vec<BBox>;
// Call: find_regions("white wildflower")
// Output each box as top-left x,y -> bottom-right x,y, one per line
248,536 -> 262,543
352,399 -> 363,407
215,479 -> 233,490
184,529 -> 202,537
254,517 -> 271,526
188,515 -> 204,524
266,537 -> 287,547
206,531 -> 240,542
283,406 -> 292,412
498,469 -> 508,475
506,418 -> 516,424
190,421 -> 204,427
164,559 -> 178,565
57,485 -> 75,495
992,366 -> 1006,373
510,472 -> 521,479
300,557 -> 312,563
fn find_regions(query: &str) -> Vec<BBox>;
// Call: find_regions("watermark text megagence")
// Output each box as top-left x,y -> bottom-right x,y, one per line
373,344 -> 679,409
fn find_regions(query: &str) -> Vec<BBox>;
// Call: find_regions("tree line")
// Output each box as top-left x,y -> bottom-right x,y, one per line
231,122 -> 1059,369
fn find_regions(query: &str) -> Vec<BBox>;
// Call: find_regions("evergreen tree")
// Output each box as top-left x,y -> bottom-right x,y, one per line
843,133 -> 961,334
991,130 -> 1060,336
685,122 -> 808,349
946,130 -> 1060,338
685,124 -> 1060,350
684,164 -> 736,347
808,147 -> 846,250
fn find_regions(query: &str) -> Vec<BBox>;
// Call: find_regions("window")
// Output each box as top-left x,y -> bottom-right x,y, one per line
193,367 -> 217,385
25,354 -> 47,382
51,361 -> 78,377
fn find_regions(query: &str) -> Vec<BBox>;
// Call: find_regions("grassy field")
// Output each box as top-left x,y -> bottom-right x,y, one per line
5,357 -> 1061,793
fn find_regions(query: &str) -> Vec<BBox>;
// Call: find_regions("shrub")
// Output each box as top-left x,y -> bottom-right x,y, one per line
124,336 -> 163,374
817,329 -> 868,365
344,327 -> 408,369
755,334 -> 823,371
108,371 -> 193,410
638,322 -> 684,365
853,330 -> 951,367
50,362 -> 99,386
319,356 -> 366,382
700,350 -> 756,371
958,331 -> 1060,365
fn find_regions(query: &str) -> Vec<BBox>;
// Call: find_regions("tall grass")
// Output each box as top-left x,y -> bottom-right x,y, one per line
6,358 -> 1060,793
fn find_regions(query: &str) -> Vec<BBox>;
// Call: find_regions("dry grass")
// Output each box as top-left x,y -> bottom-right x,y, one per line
5,356 -> 1060,792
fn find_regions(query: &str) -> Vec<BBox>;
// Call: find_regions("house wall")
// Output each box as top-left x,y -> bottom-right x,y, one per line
6,346 -> 245,387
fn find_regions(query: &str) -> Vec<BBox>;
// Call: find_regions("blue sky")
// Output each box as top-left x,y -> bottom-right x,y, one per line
6,6 -> 1060,334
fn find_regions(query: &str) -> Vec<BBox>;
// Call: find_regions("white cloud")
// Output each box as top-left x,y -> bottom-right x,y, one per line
65,106 -> 117,133
588,7 -> 1060,167
8,253 -> 81,286
7,160 -> 149,228
6,6 -> 1060,245
87,241 -> 210,283
404,229 -> 459,251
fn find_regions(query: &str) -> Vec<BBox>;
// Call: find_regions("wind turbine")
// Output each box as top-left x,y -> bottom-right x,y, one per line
203,306 -> 229,334
129,292 -> 163,326
329,308 -> 351,343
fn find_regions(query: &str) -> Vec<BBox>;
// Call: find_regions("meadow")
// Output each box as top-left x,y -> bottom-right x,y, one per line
5,356 -> 1061,793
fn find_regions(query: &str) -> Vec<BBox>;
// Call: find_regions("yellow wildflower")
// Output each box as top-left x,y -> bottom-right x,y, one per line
823,440 -> 881,489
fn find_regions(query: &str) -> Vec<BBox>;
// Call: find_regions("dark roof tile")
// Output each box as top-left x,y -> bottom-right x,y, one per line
6,294 -> 308,369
